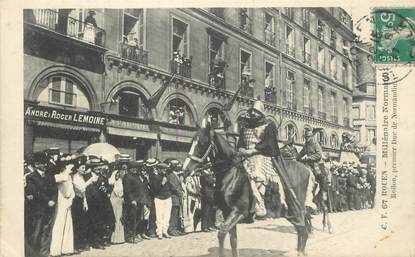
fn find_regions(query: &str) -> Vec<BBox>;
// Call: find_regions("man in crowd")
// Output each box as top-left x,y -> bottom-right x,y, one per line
25,151 -> 58,257
200,167 -> 216,232
123,160 -> 151,243
167,159 -> 186,236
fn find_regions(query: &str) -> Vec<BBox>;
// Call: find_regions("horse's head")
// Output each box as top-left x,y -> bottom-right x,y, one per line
182,117 -> 216,174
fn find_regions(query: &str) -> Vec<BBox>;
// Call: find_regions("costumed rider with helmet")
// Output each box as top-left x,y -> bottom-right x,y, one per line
236,99 -> 286,219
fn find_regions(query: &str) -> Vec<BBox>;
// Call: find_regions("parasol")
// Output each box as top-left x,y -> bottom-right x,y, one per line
82,143 -> 120,162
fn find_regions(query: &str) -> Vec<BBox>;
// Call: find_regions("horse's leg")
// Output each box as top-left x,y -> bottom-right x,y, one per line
218,210 -> 244,257
300,225 -> 309,256
229,226 -> 238,257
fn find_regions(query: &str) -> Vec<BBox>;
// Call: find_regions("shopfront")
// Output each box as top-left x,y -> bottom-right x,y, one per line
24,101 -> 106,155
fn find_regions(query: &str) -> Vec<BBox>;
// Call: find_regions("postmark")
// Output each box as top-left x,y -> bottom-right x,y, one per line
373,8 -> 415,64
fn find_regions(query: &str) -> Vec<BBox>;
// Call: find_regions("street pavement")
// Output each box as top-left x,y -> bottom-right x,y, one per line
75,209 -> 407,257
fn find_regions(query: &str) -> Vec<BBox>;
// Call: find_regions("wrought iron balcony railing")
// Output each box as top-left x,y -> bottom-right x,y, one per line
28,9 -> 106,47
286,101 -> 297,111
208,72 -> 226,90
264,29 -> 276,46
303,52 -> 311,66
170,57 -> 192,78
240,84 -> 254,98
120,42 -> 148,65
285,44 -> 295,57
264,86 -> 277,104
318,111 -> 327,120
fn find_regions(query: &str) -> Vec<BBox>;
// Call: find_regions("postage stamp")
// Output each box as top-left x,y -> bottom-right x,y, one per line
373,8 -> 415,64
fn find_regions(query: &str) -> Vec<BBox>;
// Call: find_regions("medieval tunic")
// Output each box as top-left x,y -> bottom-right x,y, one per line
49,169 -> 75,256
238,120 -> 285,215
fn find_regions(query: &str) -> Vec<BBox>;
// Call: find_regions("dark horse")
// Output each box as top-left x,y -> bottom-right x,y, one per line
183,120 -> 312,257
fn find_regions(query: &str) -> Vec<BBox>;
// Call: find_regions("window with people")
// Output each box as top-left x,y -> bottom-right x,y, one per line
171,18 -> 191,77
240,49 -> 253,97
166,99 -> 193,126
121,9 -> 147,64
116,89 -> 149,119
208,34 -> 226,89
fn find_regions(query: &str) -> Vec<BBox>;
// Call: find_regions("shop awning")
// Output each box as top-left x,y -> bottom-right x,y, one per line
32,120 -> 101,133
107,126 -> 158,140
160,133 -> 193,143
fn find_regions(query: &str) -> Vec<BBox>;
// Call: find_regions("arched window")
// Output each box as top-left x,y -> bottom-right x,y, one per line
316,130 -> 327,146
206,107 -> 224,128
115,88 -> 149,118
165,98 -> 194,126
330,133 -> 339,149
285,123 -> 298,142
37,76 -> 90,110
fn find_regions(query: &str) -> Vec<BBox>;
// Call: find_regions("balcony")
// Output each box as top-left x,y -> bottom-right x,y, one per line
27,9 -> 106,47
330,115 -> 338,123
170,57 -> 192,78
318,111 -> 327,120
240,85 -> 254,98
264,86 -> 277,104
285,44 -> 295,57
120,42 -> 148,65
208,72 -> 226,90
265,29 -> 277,46
303,106 -> 314,116
303,52 -> 311,66
343,117 -> 350,127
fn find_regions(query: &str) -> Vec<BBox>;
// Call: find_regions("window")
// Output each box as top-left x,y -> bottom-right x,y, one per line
303,79 -> 311,114
303,36 -> 311,65
264,12 -> 275,46
284,8 -> 294,20
367,84 -> 376,95
286,71 -> 295,109
354,130 -> 361,143
316,130 -> 326,146
302,8 -> 310,30
330,28 -> 336,48
48,77 -> 76,106
342,62 -> 348,86
367,105 -> 375,120
206,108 -> 224,128
265,62 -> 275,88
367,129 -> 376,145
343,98 -> 349,125
117,89 -> 148,118
285,124 -> 298,141
318,46 -> 325,72
123,9 -> 144,48
209,34 -> 225,73
330,54 -> 336,79
240,49 -> 253,97
167,99 -> 194,126
317,87 -> 324,113
352,106 -> 360,119
172,18 -> 189,57
286,25 -> 295,56
330,134 -> 339,148
317,20 -> 325,40
239,8 -> 252,33
342,39 -> 349,55
330,92 -> 337,116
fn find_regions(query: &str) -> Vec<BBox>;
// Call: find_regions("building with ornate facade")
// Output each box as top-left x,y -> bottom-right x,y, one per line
24,7 -> 355,160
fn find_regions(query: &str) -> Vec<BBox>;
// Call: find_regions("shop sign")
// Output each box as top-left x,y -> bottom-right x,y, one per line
24,104 -> 106,127
107,119 -> 150,131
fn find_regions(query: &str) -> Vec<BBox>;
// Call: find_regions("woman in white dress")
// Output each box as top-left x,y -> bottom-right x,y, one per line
108,168 -> 125,244
49,158 -> 76,256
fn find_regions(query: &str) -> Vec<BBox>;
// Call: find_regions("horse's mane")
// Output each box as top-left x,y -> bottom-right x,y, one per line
213,131 -> 236,160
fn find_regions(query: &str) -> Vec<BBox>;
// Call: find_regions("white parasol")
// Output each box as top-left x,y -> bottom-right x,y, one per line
82,143 -> 120,162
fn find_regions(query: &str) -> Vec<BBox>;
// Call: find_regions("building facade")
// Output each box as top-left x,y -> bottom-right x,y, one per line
352,42 -> 376,150
24,8 -> 355,161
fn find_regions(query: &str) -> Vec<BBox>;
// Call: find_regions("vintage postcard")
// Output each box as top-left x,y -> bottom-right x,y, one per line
1,1 -> 415,257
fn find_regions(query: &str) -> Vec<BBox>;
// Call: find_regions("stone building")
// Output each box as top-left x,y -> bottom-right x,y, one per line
24,8 -> 355,160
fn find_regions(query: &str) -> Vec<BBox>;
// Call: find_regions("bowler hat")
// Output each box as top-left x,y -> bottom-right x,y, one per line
87,158 -> 102,167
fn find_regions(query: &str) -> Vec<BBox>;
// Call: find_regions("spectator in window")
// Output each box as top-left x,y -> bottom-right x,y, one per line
148,161 -> 172,240
169,105 -> 177,124
178,107 -> 185,125
84,10 -> 97,43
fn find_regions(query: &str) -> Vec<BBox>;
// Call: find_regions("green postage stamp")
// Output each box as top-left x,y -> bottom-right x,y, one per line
374,8 -> 415,64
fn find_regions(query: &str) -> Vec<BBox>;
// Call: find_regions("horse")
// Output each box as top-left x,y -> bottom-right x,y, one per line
182,119 -> 313,257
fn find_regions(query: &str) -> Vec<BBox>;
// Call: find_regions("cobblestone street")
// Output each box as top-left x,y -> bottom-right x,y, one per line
74,209 -> 403,257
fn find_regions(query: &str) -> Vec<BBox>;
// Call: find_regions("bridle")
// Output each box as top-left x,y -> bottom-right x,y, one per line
187,138 -> 217,164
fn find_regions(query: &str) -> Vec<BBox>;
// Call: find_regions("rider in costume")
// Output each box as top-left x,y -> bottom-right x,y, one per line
236,100 -> 286,218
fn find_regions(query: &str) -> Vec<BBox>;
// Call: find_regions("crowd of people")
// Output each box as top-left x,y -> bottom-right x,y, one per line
24,145 -> 376,257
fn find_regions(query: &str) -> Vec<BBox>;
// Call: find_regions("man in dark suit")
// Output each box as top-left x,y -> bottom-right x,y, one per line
200,168 -> 216,232
346,168 -> 358,210
167,160 -> 185,236
25,151 -> 58,257
123,160 -> 151,243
